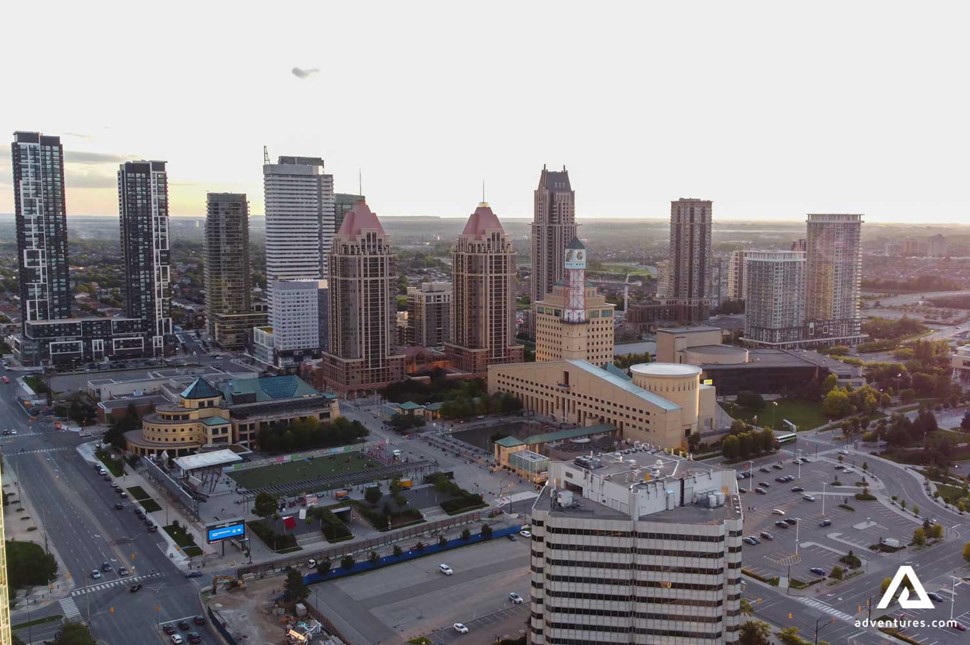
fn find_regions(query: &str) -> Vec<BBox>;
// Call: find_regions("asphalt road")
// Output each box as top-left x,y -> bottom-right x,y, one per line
0,377 -> 218,644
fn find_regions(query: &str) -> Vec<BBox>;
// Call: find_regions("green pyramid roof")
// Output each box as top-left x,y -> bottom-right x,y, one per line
180,377 -> 221,400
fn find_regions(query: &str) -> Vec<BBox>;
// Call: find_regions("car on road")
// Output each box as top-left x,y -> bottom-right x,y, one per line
772,509 -> 785,515
178,620 -> 191,630
119,491 -> 128,498
810,567 -> 827,576
135,509 -> 146,519
759,531 -> 774,541
439,564 -> 454,575
928,592 -> 945,603
802,494 -> 816,502
834,464 -> 845,470
509,592 -> 524,604
843,468 -> 854,474
163,624 -> 177,635
839,448 -> 849,455
129,583 -> 142,593
772,464 -> 783,470
520,530 -> 532,538
742,536 -> 760,545
755,488 -> 767,495
118,567 -> 130,576
784,518 -> 797,525
454,623 -> 469,634
90,570 -> 102,580
193,615 -> 205,625
114,502 -> 124,510
819,519 -> 832,527
170,635 -> 184,645
102,562 -> 112,572
185,571 -> 203,578
774,521 -> 789,529
791,486 -> 804,493
187,633 -> 202,644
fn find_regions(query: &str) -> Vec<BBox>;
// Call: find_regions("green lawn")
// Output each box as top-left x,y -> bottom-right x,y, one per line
164,524 -> 203,557
228,452 -> 379,490
12,614 -> 62,630
724,399 -> 829,431
95,450 -> 124,476
127,486 -> 162,512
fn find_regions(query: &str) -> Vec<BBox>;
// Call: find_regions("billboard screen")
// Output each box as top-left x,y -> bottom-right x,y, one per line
206,518 -> 246,544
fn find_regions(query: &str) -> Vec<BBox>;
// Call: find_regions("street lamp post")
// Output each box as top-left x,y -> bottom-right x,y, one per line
795,517 -> 801,555
950,576 -> 959,623
821,482 -> 827,516
815,616 -> 833,645
772,401 -> 778,429
748,462 -> 754,493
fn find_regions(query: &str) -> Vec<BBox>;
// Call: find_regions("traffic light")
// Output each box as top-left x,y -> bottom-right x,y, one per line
109,607 -> 115,614
788,612 -> 793,620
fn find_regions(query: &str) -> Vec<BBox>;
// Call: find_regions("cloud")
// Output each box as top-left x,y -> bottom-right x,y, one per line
64,150 -> 128,164
291,67 -> 320,79
65,167 -> 117,189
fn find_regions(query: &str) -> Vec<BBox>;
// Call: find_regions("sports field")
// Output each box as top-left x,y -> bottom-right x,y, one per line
228,452 -> 381,491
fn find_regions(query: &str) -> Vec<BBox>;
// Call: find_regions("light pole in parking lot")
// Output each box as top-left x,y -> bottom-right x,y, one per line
794,517 -> 801,555
748,462 -> 753,493
821,482 -> 827,516
950,575 -> 960,623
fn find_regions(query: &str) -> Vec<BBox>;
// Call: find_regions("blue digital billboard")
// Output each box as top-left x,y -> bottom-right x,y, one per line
206,518 -> 246,544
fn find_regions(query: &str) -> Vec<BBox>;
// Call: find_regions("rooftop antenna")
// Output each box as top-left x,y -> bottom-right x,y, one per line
359,168 -> 362,196
482,179 -> 486,203
263,145 -> 270,165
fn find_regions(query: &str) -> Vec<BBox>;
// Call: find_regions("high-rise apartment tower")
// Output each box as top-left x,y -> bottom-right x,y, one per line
668,198 -> 713,322
804,214 -> 864,343
118,161 -> 172,354
11,132 -> 72,327
446,203 -> 523,374
531,165 -> 577,306
743,251 -> 806,347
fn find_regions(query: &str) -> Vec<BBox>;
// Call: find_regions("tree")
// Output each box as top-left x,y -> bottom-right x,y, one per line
823,388 -> 851,418
723,435 -> 740,460
736,391 -> 765,410
881,577 -> 893,594
52,622 -> 97,645
438,535 -> 447,546
963,542 -> 970,563
913,504 -> 920,517
254,492 -> 278,519
365,486 -> 382,505
913,527 -> 926,547
369,551 -> 379,565
481,524 -> 493,539
283,568 -> 309,602
929,523 -> 943,540
830,566 -> 844,580
777,626 -> 806,645
341,555 -> 356,570
393,545 -> 403,557
738,620 -> 771,645
316,559 -> 332,576
740,598 -> 754,617
962,411 -> 970,431
461,528 -> 471,540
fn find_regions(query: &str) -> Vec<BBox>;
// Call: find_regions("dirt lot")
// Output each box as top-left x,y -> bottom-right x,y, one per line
207,574 -> 309,645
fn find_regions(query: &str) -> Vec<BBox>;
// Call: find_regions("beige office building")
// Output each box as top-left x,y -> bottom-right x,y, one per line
318,202 -> 405,394
445,203 -> 523,375
529,454 -> 743,644
534,238 -> 614,367
488,359 -> 717,450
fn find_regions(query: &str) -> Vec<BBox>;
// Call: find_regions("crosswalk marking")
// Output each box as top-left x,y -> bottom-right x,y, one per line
59,597 -> 81,619
71,571 -> 163,596
800,597 -> 856,623
8,447 -> 71,455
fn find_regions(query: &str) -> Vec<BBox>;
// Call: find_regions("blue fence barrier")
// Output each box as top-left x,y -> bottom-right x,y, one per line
303,524 -> 522,585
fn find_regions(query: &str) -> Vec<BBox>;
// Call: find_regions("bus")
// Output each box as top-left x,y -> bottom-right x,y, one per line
773,432 -> 797,449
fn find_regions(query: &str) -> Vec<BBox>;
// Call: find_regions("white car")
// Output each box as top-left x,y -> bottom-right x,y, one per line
839,448 -> 849,455
771,509 -> 785,516
454,623 -> 469,634
171,636 -> 184,645
439,564 -> 454,575
802,494 -> 816,502
509,592 -> 524,604
520,530 -> 532,538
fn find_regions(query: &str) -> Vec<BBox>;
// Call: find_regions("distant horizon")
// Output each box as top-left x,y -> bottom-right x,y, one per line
1,212 -> 968,228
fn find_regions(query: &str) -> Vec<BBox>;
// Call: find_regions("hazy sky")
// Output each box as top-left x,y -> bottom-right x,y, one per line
2,2 -> 968,223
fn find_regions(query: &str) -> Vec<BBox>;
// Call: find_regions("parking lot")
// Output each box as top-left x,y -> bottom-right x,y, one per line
312,536 -> 531,643
737,450 -> 919,587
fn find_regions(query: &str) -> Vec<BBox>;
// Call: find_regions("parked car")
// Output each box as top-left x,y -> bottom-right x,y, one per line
759,531 -> 774,541
520,529 -> 532,538
163,624 -> 177,635
114,502 -> 124,510
755,488 -> 767,495
772,464 -> 783,470
102,562 -> 112,572
952,621 -> 967,632
509,592 -> 524,604
819,519 -> 832,527
791,487 -> 804,493
171,635 -> 184,645
178,620 -> 191,630
775,477 -> 788,483
193,615 -> 205,625
784,518 -> 797,525
928,592 -> 945,603
775,521 -> 789,529
803,495 -> 816,502
742,536 -> 761,545
810,567 -> 827,576
758,482 -> 770,488
772,509 -> 785,515
90,570 -> 102,580
185,571 -> 203,578
187,633 -> 202,644
454,623 -> 469,634
506,534 -> 517,541
759,467 -> 771,473
439,564 -> 454,575
119,567 -> 130,576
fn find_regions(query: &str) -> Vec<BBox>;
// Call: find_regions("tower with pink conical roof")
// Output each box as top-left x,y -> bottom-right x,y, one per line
317,200 -> 405,393
445,203 -> 523,375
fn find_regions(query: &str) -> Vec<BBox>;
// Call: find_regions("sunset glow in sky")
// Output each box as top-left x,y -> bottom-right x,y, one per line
2,1 -> 968,222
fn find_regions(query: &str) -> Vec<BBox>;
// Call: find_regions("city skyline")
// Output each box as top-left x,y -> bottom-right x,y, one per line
2,3 -> 969,223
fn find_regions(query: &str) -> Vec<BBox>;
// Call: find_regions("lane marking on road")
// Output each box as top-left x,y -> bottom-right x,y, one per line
59,597 -> 81,619
799,597 -> 856,623
71,571 -> 163,596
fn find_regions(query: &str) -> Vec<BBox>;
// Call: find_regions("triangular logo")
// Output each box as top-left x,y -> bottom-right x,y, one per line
876,565 -> 934,610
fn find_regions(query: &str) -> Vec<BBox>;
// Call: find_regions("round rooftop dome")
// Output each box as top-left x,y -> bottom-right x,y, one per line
630,362 -> 702,377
